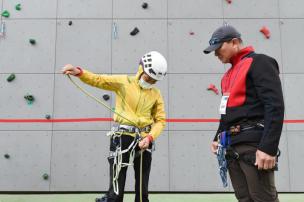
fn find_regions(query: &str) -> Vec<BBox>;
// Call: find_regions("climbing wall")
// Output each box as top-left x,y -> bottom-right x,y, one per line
0,0 -> 303,192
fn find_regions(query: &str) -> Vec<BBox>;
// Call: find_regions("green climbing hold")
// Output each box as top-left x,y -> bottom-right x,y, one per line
1,10 -> 10,18
7,74 -> 16,82
24,94 -> 35,105
15,4 -> 22,11
29,39 -> 36,45
42,173 -> 49,180
4,154 -> 10,159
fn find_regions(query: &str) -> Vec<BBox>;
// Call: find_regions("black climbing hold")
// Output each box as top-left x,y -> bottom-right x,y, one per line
130,27 -> 139,36
29,39 -> 36,45
7,74 -> 16,82
42,173 -> 49,180
68,21 -> 73,26
103,94 -> 110,101
45,114 -> 51,120
4,154 -> 10,159
24,94 -> 35,102
142,2 -> 148,9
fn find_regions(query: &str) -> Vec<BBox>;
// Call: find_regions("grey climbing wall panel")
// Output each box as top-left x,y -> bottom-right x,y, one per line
223,0 -> 279,18
0,74 -> 54,130
114,0 -> 167,18
57,0 -> 112,19
168,19 -> 225,74
0,0 -> 303,193
0,20 -> 56,73
55,19 -> 112,74
0,131 -> 52,191
112,20 -> 167,74
50,131 -> 109,191
3,0 -> 57,19
169,74 -> 221,131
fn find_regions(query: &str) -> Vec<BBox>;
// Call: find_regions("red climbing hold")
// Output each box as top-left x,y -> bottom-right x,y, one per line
207,84 -> 219,95
189,31 -> 195,35
260,26 -> 270,39
226,0 -> 232,4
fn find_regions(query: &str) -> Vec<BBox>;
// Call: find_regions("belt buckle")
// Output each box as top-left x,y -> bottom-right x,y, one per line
229,125 -> 240,135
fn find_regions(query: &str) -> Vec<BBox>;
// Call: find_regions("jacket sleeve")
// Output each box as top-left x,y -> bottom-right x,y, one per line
150,91 -> 166,140
79,69 -> 126,92
213,121 -> 224,142
250,55 -> 285,156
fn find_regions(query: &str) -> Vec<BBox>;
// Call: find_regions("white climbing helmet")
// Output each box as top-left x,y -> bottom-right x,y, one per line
140,51 -> 167,81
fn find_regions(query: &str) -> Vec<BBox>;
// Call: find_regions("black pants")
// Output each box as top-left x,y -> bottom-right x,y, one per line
228,144 -> 279,202
105,135 -> 152,202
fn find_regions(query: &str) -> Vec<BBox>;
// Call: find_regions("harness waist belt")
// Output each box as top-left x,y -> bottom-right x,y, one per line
114,124 -> 151,133
229,120 -> 264,135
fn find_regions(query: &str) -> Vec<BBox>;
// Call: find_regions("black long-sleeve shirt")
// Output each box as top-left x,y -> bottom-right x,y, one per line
215,46 -> 285,156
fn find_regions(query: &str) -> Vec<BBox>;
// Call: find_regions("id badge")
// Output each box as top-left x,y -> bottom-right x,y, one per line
219,93 -> 229,115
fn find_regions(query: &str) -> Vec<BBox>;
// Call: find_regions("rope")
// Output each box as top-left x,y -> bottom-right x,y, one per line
140,150 -> 143,202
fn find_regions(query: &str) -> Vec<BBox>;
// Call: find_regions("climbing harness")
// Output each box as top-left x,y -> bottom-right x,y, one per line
67,75 -> 146,202
109,130 -> 141,195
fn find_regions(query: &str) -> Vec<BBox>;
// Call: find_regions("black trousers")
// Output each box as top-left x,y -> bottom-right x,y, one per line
105,135 -> 152,202
228,144 -> 279,202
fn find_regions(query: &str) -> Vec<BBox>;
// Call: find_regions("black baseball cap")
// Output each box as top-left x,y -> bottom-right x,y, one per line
204,24 -> 241,54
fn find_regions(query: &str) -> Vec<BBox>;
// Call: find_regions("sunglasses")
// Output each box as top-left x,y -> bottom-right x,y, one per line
209,37 -> 235,46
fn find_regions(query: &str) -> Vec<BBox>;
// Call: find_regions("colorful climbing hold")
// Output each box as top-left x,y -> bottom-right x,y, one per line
45,114 -> 51,120
29,39 -> 36,45
130,27 -> 139,36
7,74 -> 16,82
226,0 -> 232,4
207,84 -> 219,95
24,94 -> 35,105
4,154 -> 10,159
142,2 -> 148,9
260,26 -> 270,39
68,21 -> 73,26
189,31 -> 195,35
103,94 -> 110,101
1,10 -> 10,18
42,173 -> 49,180
15,4 -> 22,11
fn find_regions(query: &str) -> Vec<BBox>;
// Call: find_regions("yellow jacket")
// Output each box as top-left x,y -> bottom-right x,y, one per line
78,65 -> 166,140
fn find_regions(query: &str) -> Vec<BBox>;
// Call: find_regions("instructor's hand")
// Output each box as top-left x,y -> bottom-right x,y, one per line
211,141 -> 219,154
62,64 -> 81,76
139,135 -> 153,150
255,150 -> 276,170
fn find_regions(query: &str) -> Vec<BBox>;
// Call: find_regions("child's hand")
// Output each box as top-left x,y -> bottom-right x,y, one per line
62,64 -> 81,76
